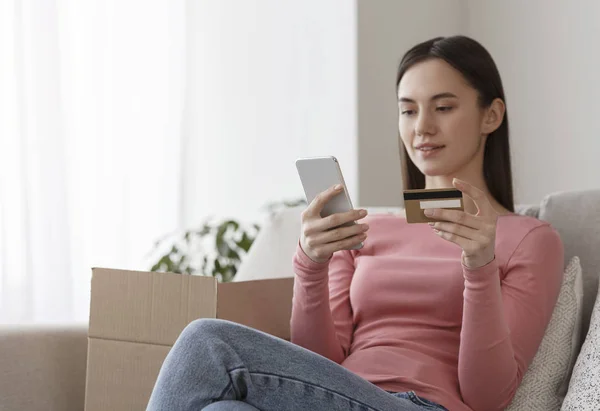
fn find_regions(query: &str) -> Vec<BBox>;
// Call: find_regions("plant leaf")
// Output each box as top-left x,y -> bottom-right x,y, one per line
151,255 -> 171,272
223,220 -> 240,231
215,223 -> 232,255
213,259 -> 223,279
227,248 -> 240,260
235,232 -> 254,252
195,224 -> 212,237
201,256 -> 209,276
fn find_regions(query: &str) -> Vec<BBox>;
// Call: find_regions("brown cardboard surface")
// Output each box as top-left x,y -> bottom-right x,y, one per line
84,338 -> 170,411
85,267 -> 294,411
217,277 -> 294,341
88,267 -> 217,346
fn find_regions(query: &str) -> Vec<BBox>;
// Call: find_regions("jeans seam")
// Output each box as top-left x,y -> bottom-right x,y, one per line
217,381 -> 234,400
407,391 -> 440,409
227,365 -> 246,373
246,370 -> 379,410
221,365 -> 249,400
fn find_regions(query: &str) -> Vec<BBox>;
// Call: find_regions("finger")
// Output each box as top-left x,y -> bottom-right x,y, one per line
319,232 -> 367,255
430,221 -> 485,242
318,208 -> 368,232
304,208 -> 368,235
312,222 -> 369,245
306,184 -> 345,217
425,208 -> 482,230
452,178 -> 493,215
432,226 -> 474,250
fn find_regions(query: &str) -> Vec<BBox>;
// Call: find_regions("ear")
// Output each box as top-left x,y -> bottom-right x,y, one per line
481,98 -> 505,135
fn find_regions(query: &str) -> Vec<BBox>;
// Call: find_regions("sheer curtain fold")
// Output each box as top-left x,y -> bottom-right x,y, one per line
0,0 -> 186,324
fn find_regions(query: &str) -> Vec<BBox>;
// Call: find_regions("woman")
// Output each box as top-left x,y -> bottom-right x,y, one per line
147,36 -> 564,411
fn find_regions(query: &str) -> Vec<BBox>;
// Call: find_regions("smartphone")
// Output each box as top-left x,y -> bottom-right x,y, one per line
295,156 -> 363,250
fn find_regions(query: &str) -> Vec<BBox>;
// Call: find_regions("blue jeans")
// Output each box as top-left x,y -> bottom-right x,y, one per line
147,319 -> 447,411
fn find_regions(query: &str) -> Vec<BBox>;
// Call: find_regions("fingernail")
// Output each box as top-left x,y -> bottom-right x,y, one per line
428,222 -> 435,226
334,184 -> 343,190
424,209 -> 434,216
359,209 -> 368,217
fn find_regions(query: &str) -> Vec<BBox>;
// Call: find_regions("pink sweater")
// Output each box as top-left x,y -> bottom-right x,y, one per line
291,213 -> 564,411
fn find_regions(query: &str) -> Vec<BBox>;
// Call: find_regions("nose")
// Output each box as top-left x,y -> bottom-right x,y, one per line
415,111 -> 436,136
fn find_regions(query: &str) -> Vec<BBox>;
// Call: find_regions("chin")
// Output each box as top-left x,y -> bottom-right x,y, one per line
416,163 -> 453,177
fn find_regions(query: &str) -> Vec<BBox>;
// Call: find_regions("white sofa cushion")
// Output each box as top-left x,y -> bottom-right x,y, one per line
233,206 -> 304,282
507,256 -> 583,410
561,274 -> 600,410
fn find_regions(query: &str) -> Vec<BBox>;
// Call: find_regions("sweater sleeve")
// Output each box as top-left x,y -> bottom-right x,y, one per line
458,224 -> 564,411
290,242 -> 356,364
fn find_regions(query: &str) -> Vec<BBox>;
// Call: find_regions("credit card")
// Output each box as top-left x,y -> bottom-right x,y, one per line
403,188 -> 464,223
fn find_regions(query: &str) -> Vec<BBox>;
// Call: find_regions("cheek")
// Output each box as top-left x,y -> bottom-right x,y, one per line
443,111 -> 481,143
398,119 -> 413,145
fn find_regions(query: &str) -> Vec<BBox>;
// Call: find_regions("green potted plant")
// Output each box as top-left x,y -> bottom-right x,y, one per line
149,198 -> 306,282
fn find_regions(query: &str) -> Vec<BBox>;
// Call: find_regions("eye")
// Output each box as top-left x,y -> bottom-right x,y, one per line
436,106 -> 453,112
401,109 -> 416,116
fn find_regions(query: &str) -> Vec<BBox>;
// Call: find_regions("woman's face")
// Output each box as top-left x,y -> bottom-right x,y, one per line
397,58 -> 488,178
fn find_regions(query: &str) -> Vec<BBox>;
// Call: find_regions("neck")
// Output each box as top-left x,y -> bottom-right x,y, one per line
424,149 -> 493,215
418,138 -> 510,215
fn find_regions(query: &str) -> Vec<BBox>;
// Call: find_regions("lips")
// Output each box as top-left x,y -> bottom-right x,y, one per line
415,144 -> 445,157
415,143 -> 445,151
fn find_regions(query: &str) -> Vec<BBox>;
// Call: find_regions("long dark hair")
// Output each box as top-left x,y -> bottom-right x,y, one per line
396,35 -> 514,212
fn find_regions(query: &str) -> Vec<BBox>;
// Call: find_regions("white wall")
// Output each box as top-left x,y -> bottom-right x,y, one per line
357,0 -> 600,207
183,0 -> 600,226
182,0 -> 357,226
182,0 -> 468,227
356,0 -> 466,207
467,0 -> 600,204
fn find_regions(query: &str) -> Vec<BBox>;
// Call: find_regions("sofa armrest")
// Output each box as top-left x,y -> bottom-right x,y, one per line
0,324 -> 88,411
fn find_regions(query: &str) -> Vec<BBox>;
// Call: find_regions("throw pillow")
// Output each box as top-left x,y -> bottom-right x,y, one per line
561,274 -> 600,410
506,256 -> 583,411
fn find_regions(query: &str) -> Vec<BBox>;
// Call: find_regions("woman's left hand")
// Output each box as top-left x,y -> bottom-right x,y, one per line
424,178 -> 498,269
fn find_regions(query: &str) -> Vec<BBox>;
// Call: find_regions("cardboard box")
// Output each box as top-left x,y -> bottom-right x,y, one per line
84,267 -> 294,411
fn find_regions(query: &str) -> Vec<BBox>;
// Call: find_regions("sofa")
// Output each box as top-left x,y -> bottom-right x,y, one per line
1,189 -> 598,411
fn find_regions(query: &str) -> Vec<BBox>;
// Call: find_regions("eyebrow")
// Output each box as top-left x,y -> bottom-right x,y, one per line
398,92 -> 458,103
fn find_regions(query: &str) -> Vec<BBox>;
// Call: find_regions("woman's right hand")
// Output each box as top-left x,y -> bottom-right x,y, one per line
300,184 -> 370,263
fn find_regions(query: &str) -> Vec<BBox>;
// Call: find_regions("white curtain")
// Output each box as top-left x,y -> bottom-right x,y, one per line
0,0 -> 186,324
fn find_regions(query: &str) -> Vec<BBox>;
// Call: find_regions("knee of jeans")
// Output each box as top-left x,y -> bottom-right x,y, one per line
179,318 -> 232,345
